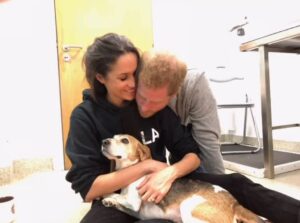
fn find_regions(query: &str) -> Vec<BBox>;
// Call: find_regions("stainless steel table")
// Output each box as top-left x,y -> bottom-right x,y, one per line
240,25 -> 300,178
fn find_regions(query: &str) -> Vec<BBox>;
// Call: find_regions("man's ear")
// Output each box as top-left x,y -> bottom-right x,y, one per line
137,142 -> 152,161
96,73 -> 105,84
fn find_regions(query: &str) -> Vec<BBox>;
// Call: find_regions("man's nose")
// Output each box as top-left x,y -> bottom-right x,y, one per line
138,97 -> 147,106
140,101 -> 152,112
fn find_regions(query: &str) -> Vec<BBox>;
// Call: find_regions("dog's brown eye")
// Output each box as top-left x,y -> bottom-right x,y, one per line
121,138 -> 129,144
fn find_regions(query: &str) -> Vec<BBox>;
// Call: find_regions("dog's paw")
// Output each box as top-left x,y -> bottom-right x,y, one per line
102,197 -> 118,207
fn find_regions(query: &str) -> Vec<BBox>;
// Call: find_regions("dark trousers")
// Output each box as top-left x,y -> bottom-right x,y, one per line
189,172 -> 300,223
80,200 -> 172,223
81,173 -> 300,223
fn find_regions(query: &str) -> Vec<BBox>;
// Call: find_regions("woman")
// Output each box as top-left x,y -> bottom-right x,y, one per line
66,33 -> 300,223
65,33 -> 200,223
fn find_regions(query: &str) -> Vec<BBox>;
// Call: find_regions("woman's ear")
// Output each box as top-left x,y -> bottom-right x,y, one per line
96,73 -> 105,84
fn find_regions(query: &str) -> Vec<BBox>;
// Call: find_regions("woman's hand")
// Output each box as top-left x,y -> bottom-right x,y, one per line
137,166 -> 175,204
137,153 -> 200,204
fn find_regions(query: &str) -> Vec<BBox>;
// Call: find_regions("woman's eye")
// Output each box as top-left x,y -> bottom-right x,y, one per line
120,75 -> 127,81
121,138 -> 129,144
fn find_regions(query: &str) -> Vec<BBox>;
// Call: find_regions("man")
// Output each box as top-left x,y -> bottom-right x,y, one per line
135,51 -> 299,223
136,50 -> 225,174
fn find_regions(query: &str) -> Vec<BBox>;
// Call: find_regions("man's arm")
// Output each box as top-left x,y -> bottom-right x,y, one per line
170,70 -> 225,174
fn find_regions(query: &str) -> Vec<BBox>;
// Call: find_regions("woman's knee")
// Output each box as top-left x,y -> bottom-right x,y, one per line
81,200 -> 137,223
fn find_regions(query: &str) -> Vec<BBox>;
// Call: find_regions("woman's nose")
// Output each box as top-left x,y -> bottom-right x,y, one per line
129,76 -> 135,88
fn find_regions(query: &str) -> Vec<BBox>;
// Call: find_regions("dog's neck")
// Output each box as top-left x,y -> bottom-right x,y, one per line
115,159 -> 139,170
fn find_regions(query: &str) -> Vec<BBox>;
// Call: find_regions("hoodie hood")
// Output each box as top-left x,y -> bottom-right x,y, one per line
82,89 -> 94,102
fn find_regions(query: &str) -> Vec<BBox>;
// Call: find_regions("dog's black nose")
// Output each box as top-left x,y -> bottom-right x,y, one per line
102,139 -> 110,147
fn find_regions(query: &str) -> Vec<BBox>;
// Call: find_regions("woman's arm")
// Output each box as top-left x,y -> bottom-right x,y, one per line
137,152 -> 200,203
85,159 -> 168,202
66,107 -> 169,202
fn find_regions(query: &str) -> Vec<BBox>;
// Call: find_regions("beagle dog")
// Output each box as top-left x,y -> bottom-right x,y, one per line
101,134 -> 264,223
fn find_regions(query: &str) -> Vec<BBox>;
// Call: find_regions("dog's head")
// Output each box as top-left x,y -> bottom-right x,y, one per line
102,134 -> 152,169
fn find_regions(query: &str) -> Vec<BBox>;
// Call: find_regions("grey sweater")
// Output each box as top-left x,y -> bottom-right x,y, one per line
169,69 -> 225,174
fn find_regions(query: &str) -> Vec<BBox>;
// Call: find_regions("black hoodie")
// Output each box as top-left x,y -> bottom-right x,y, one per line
65,89 -> 200,200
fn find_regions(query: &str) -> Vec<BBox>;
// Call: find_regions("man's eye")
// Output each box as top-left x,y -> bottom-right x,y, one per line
121,138 -> 129,144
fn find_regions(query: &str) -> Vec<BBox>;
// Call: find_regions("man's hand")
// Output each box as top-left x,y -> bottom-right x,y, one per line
141,159 -> 168,174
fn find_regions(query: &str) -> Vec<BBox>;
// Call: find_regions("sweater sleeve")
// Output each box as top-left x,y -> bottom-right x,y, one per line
65,108 -> 110,200
188,72 -> 221,147
176,70 -> 225,173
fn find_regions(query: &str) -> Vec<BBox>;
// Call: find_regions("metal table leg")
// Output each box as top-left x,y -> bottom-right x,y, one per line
259,46 -> 274,178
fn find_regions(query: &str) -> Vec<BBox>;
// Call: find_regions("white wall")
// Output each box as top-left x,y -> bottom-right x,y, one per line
0,0 -> 64,169
152,0 -> 300,142
0,0 -> 299,171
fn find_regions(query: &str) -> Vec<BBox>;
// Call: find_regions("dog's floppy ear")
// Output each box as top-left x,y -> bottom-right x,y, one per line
136,141 -> 152,161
